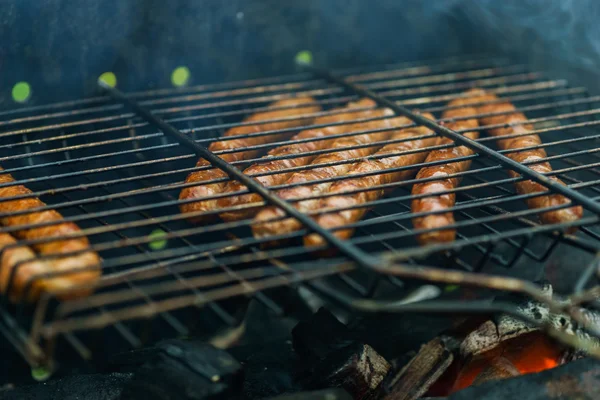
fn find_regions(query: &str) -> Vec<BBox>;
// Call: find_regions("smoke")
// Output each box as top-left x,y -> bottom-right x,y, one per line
432,0 -> 600,72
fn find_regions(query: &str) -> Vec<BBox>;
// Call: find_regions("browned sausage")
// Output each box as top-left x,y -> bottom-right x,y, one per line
218,98 -> 378,221
252,109 -> 412,241
474,89 -> 583,229
410,92 -> 484,245
0,232 -> 52,302
179,97 -> 321,223
304,112 -> 438,247
0,169 -> 101,301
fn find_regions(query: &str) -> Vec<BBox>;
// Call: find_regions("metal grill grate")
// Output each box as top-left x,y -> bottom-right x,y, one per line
1,54 -> 600,368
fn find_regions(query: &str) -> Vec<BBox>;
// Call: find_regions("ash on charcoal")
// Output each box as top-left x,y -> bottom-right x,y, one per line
495,282 -> 600,352
448,357 -> 600,400
0,372 -> 131,400
460,320 -> 500,357
118,339 -> 243,400
495,283 -> 554,341
265,388 -> 352,400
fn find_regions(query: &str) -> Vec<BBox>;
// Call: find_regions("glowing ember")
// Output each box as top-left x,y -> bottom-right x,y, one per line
429,331 -> 564,396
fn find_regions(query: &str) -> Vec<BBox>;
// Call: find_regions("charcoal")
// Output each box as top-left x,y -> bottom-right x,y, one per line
119,339 -> 243,400
448,357 -> 600,400
230,341 -> 302,399
292,307 -> 354,360
470,356 -> 520,386
305,342 -> 391,400
352,313 -> 456,361
264,388 -> 352,400
381,337 -> 456,400
0,372 -> 131,400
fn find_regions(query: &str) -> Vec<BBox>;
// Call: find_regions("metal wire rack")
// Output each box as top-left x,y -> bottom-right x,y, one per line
1,53 -> 600,368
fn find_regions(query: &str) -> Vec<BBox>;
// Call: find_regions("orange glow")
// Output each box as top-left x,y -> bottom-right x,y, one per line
429,331 -> 564,396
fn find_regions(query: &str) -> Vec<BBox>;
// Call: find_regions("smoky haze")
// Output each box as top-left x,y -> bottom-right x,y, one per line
434,0 -> 600,74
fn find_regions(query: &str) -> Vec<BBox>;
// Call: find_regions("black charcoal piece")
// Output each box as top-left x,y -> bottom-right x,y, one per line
306,342 -> 390,400
292,308 -> 354,360
353,313 -> 455,361
0,372 -> 131,400
230,341 -> 302,399
119,339 -> 243,400
448,356 -> 600,400
264,388 -> 352,400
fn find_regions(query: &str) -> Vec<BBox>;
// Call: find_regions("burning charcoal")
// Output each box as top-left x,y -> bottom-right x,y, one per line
447,357 -> 600,400
264,388 -> 352,400
119,339 -> 243,400
292,308 -> 354,360
305,342 -> 390,400
381,337 -> 456,400
0,373 -> 131,400
470,356 -> 520,386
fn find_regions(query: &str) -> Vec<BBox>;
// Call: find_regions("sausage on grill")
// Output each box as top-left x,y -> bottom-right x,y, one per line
474,89 -> 583,229
0,169 -> 101,301
304,112 -> 438,247
179,97 -> 321,223
0,232 -> 52,302
252,108 -> 412,241
410,92 -> 484,245
218,98 -> 378,221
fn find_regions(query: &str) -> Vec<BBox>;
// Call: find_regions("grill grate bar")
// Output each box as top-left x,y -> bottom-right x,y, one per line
44,262 -> 355,337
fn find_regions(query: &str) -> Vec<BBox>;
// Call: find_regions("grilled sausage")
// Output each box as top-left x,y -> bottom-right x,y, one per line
0,232 -> 52,302
179,97 -> 321,223
252,109 -> 413,241
304,112 -> 438,247
474,89 -> 583,229
411,92 -> 484,245
218,98 -> 378,221
0,169 -> 101,301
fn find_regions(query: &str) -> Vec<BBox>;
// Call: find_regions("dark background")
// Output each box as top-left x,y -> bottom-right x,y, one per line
1,0 -> 599,108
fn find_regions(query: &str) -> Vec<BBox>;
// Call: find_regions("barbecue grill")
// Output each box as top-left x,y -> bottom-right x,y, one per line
1,53 -> 598,369
3,1 -> 600,398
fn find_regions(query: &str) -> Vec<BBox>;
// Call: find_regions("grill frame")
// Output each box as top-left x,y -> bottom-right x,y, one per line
1,54 -> 600,368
